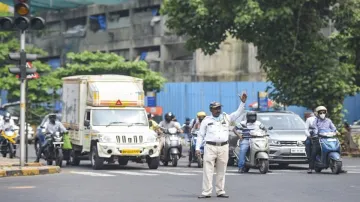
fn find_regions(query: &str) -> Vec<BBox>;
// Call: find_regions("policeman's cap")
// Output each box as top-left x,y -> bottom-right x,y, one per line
209,102 -> 222,109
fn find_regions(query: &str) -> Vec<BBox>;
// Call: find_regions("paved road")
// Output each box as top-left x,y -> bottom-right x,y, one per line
1,146 -> 359,202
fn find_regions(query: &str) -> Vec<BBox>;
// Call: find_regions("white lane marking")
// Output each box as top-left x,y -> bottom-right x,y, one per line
347,171 -> 360,174
70,171 -> 115,177
144,170 -> 197,176
188,170 -> 203,173
108,171 -> 158,176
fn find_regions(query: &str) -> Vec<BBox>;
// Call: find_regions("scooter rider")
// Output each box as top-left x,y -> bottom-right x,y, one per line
158,112 -> 183,155
308,106 -> 337,173
233,111 -> 264,173
35,114 -> 67,163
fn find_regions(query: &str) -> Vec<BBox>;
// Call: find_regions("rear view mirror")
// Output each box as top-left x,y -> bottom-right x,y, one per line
84,120 -> 90,127
268,126 -> 273,130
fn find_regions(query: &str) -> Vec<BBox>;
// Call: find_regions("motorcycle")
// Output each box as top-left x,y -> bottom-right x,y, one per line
0,129 -> 17,158
234,124 -> 270,174
188,130 -> 204,168
313,129 -> 342,174
42,131 -> 64,167
160,127 -> 182,167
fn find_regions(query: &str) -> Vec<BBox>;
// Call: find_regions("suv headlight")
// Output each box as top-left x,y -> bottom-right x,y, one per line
269,139 -> 280,146
99,134 -> 113,143
146,134 -> 156,143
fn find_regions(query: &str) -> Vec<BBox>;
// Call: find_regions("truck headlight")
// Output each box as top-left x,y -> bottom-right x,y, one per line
99,134 -> 112,143
269,139 -> 280,146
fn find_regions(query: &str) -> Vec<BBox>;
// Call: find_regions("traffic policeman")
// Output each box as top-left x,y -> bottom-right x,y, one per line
196,93 -> 247,199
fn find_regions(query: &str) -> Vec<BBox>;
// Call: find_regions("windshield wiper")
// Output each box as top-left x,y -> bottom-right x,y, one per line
106,121 -> 127,127
128,122 -> 146,127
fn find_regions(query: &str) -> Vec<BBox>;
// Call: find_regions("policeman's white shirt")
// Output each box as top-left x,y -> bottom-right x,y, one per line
0,119 -> 15,131
305,116 -> 316,137
195,102 -> 246,150
43,121 -> 67,134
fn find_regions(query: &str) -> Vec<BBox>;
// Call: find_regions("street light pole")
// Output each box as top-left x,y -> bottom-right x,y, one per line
19,30 -> 26,167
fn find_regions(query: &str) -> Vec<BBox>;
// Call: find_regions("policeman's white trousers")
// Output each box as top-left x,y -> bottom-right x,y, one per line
201,143 -> 229,196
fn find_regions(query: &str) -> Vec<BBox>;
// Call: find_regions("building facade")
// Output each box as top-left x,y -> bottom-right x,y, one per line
30,0 -> 265,82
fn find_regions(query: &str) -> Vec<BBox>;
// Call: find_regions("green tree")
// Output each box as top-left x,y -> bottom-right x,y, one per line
51,51 -> 167,92
161,0 -> 359,125
0,12 -> 60,124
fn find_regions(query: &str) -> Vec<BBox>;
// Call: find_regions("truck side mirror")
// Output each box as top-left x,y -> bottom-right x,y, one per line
84,120 -> 90,127
268,126 -> 273,130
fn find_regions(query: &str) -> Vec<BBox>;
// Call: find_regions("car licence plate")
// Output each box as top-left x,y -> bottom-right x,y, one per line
122,149 -> 141,154
290,148 -> 305,154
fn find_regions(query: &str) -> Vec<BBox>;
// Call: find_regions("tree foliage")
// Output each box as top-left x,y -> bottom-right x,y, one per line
50,51 -> 167,92
162,0 -> 360,125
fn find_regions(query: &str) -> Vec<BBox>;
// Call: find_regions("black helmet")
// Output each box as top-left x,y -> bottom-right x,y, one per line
49,113 -> 57,121
164,112 -> 174,119
246,111 -> 257,123
4,112 -> 10,121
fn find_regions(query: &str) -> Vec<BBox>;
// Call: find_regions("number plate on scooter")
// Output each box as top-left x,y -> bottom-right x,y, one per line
290,148 -> 305,153
327,138 -> 337,142
53,142 -> 63,144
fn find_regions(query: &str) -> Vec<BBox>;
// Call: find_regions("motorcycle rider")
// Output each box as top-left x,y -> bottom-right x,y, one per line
305,112 -> 316,160
233,111 -> 265,173
35,113 -> 67,163
191,111 -> 207,133
0,112 -> 15,143
0,112 -> 15,132
158,112 -> 183,156
188,111 -> 206,166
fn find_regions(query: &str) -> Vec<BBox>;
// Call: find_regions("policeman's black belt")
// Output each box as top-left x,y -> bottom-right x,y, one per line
206,141 -> 228,146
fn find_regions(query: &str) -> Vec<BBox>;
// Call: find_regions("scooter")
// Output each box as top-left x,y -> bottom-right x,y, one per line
234,125 -> 270,174
0,129 -> 17,158
188,130 -> 204,168
42,131 -> 64,167
313,129 -> 342,174
160,127 -> 182,167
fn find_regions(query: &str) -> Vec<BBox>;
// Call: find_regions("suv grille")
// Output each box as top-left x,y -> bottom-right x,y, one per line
116,135 -> 143,144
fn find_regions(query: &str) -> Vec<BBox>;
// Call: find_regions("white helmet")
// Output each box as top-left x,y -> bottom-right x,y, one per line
315,106 -> 327,114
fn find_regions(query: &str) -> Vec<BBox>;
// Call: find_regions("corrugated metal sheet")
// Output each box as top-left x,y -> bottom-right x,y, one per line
156,82 -> 360,124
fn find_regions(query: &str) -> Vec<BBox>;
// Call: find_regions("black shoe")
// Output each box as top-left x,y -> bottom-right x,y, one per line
198,195 -> 211,199
238,168 -> 244,173
307,169 -> 312,174
340,170 -> 347,173
217,194 -> 229,198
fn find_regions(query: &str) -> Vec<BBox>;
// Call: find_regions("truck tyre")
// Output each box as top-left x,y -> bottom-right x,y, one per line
148,157 -> 159,169
91,145 -> 104,170
70,150 -> 81,166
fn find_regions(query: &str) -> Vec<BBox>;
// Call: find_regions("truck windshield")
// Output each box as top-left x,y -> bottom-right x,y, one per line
92,109 -> 148,126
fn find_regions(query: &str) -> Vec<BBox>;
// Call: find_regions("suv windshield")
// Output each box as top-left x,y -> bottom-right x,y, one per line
92,109 -> 148,126
257,113 -> 306,130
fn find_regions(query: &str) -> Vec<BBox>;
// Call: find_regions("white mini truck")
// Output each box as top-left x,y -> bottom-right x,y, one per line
61,75 -> 160,170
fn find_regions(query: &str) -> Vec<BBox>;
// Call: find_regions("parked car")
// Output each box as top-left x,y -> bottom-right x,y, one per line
257,111 -> 308,167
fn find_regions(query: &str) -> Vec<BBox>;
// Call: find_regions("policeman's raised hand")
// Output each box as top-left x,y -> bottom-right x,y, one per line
238,92 -> 247,103
195,150 -> 201,157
